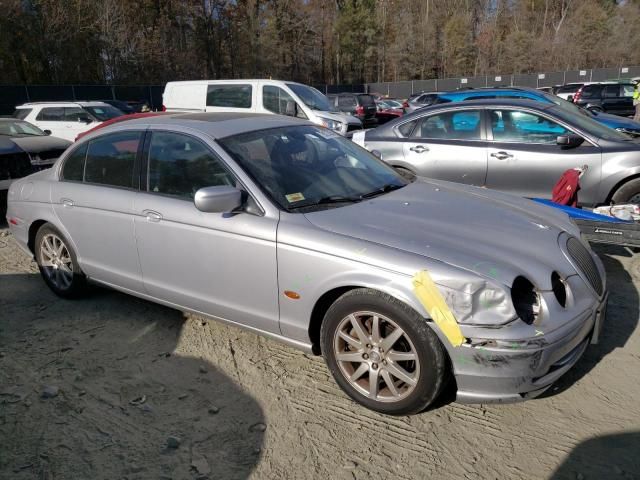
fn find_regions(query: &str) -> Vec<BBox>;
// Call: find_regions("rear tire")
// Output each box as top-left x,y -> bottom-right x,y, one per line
320,288 -> 447,415
35,223 -> 87,298
611,178 -> 640,205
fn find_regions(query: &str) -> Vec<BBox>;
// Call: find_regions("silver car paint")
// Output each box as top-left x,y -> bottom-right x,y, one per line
6,113 -> 607,404
361,99 -> 640,207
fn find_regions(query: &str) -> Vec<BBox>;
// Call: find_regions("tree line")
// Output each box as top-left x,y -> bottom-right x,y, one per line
1,0 -> 639,87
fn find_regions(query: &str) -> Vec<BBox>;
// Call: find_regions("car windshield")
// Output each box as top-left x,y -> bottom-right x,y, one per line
549,105 -> 631,141
0,120 -> 45,136
219,125 -> 408,212
83,105 -> 125,121
286,83 -> 333,112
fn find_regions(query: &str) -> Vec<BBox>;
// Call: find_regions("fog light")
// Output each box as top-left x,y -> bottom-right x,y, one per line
511,276 -> 540,325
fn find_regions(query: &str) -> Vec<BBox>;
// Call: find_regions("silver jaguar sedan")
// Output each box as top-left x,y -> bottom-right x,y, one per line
6,113 -> 607,415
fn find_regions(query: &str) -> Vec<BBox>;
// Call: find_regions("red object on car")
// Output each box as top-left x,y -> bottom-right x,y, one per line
75,112 -> 167,141
552,168 -> 581,207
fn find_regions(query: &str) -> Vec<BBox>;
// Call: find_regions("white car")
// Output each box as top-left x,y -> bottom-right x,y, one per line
162,79 -> 363,137
13,102 -> 125,142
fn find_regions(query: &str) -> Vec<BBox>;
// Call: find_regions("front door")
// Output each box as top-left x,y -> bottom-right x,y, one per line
401,109 -> 487,186
51,130 -> 144,291
133,129 -> 280,333
484,108 -> 602,205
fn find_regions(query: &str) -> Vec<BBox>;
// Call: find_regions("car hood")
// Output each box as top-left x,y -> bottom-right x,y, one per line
593,112 -> 640,130
9,135 -> 71,153
312,110 -> 362,126
304,179 -> 580,290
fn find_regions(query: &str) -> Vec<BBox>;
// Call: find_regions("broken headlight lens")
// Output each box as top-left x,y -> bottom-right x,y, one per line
440,281 -> 517,326
511,276 -> 540,325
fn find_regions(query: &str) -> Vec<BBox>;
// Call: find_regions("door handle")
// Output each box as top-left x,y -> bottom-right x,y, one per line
409,145 -> 429,153
60,198 -> 74,207
143,210 -> 162,222
490,151 -> 514,160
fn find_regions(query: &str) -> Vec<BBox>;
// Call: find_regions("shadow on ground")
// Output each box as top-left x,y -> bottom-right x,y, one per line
540,243 -> 638,398
550,431 -> 640,479
0,273 -> 264,479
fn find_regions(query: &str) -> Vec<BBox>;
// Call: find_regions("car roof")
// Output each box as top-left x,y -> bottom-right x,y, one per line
16,101 -> 113,107
419,97 -> 552,110
86,112 -> 313,140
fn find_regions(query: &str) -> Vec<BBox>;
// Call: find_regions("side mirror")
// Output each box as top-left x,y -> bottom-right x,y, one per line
557,134 -> 584,148
285,101 -> 298,117
194,186 -> 243,213
43,130 -> 52,135
567,95 -> 573,102
371,149 -> 382,159
79,117 -> 92,124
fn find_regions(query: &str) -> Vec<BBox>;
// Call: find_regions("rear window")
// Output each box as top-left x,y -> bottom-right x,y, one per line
357,95 -> 375,106
13,108 -> 32,120
206,85 -> 252,108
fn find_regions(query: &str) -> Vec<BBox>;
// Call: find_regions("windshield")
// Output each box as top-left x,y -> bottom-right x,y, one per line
219,125 -> 407,212
83,105 -> 125,121
286,83 -> 333,112
0,120 -> 45,136
549,105 -> 631,141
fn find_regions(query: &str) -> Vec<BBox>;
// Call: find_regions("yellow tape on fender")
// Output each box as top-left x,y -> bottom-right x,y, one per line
412,270 -> 465,347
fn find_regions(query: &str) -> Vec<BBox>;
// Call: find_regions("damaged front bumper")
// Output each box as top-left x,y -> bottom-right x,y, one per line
452,292 -> 608,404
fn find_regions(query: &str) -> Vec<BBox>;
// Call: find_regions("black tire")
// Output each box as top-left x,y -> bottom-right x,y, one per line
320,288 -> 447,415
611,178 -> 640,205
34,222 -> 87,298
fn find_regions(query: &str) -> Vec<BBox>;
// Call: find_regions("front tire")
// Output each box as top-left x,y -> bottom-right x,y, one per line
320,288 -> 447,415
35,223 -> 87,298
612,178 -> 640,205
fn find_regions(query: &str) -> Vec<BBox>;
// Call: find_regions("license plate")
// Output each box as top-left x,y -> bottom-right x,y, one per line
591,295 -> 608,344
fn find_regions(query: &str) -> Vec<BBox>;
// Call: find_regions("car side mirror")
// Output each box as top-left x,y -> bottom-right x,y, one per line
285,101 -> 298,117
194,186 -> 243,213
371,149 -> 382,159
557,134 -> 584,148
43,129 -> 52,135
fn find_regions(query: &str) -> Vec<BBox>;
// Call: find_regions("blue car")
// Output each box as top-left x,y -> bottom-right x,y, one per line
434,87 -> 640,136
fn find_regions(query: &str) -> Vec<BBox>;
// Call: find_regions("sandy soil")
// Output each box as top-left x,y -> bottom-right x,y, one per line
1,223 -> 639,480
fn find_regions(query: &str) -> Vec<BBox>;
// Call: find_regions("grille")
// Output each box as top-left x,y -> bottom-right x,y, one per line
566,236 -> 603,296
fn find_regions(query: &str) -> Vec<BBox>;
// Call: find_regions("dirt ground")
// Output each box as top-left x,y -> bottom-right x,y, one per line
1,222 -> 639,480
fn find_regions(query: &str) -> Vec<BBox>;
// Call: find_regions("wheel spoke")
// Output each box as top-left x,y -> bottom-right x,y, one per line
55,241 -> 64,256
380,327 -> 404,352
385,362 -> 417,386
371,315 -> 381,344
349,314 -> 369,344
338,330 -> 362,349
336,352 -> 365,363
43,237 -> 55,256
386,350 -> 417,362
368,368 -> 379,399
350,363 -> 369,382
381,369 -> 400,397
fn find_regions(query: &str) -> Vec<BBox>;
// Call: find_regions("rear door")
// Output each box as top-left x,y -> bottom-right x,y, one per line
401,108 -> 487,185
601,85 -> 631,115
484,108 -> 602,204
34,107 -> 69,140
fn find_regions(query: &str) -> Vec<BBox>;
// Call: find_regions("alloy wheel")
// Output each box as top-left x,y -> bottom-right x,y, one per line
39,233 -> 74,290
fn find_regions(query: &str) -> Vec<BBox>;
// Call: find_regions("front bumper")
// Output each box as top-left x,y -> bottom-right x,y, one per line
453,292 -> 608,404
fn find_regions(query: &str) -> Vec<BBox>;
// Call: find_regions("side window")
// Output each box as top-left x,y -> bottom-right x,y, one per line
411,110 -> 481,140
36,107 -> 64,121
338,96 -> 356,108
206,85 -> 252,108
84,131 -> 141,188
490,110 -> 568,144
602,85 -> 619,98
397,120 -> 417,137
13,109 -> 32,120
64,107 -> 93,122
147,131 -> 235,199
622,85 -> 635,97
580,86 -> 597,98
262,86 -> 306,118
61,143 -> 88,182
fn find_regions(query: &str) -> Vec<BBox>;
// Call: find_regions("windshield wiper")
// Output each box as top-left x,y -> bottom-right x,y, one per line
288,195 -> 362,210
359,183 -> 404,199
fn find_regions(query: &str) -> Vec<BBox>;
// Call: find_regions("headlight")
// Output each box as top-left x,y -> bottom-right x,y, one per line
438,280 -> 516,326
319,118 -> 344,132
511,276 -> 540,324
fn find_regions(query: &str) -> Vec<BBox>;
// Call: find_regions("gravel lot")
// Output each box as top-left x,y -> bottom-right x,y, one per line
1,221 -> 639,480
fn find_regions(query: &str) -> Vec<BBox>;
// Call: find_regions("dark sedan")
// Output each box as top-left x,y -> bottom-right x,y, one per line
352,98 -> 640,206
0,119 -> 70,193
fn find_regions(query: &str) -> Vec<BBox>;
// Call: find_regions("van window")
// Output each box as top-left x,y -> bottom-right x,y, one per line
262,86 -> 306,118
206,85 -> 252,108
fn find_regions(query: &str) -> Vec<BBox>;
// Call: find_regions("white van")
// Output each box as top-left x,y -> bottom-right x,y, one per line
162,79 -> 363,137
